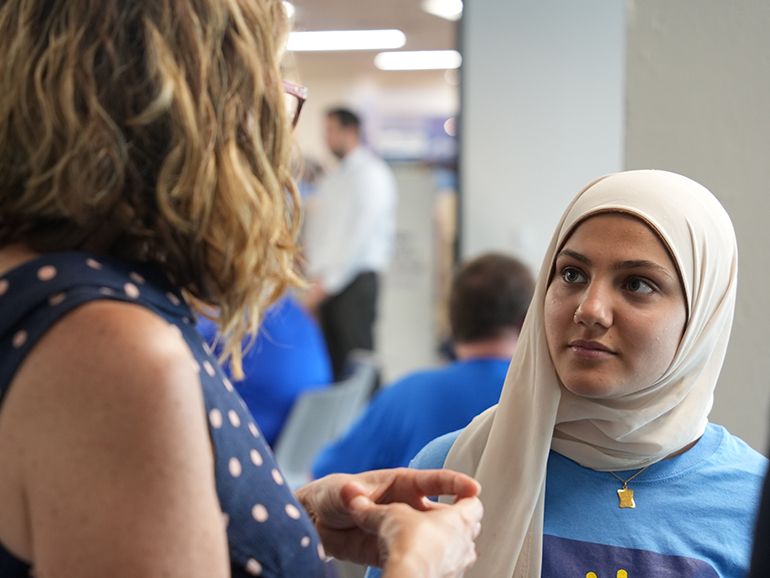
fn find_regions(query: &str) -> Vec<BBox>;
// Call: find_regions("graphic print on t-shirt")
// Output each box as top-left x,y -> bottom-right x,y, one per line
543,535 -> 718,578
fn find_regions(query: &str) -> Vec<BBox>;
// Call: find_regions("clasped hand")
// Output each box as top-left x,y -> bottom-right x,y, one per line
296,468 -> 483,578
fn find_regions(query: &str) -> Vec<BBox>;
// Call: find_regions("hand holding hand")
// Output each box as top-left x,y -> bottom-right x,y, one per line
347,491 -> 483,578
295,468 -> 483,578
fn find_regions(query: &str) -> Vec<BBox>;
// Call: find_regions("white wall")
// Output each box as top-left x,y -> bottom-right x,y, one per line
376,164 -> 445,383
460,0 -> 626,274
624,0 -> 770,452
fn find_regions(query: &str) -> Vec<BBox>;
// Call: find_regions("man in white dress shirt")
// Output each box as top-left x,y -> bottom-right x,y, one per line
302,108 -> 398,380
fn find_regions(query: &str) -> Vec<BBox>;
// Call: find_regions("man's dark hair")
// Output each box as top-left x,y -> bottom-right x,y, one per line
449,253 -> 535,343
327,108 -> 361,131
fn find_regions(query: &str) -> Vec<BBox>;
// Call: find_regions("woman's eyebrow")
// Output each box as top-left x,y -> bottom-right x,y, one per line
556,249 -> 590,265
616,260 -> 674,278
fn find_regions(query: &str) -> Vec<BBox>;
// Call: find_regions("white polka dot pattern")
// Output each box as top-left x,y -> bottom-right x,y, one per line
245,558 -> 263,576
0,254 -> 327,578
48,293 -> 66,306
252,504 -> 269,522
129,272 -> 145,284
37,266 -> 56,281
209,409 -> 223,429
12,330 -> 27,348
124,283 -> 140,299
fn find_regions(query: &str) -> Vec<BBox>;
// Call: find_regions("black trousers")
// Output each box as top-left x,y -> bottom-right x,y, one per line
319,271 -> 378,381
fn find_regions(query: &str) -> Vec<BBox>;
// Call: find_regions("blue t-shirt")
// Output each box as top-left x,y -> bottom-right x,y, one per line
197,295 -> 333,446
367,423 -> 767,578
312,358 -> 510,477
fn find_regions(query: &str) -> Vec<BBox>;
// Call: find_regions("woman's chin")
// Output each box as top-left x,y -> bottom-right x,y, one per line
561,380 -> 624,399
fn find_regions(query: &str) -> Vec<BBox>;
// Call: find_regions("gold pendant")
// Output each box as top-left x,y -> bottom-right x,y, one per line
617,487 -> 636,508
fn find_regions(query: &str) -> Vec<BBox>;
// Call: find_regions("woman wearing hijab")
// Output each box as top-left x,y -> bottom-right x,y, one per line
370,169 -> 767,578
0,0 -> 484,577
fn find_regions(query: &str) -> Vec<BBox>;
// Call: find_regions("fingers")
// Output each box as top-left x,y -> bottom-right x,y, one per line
436,497 -> 484,576
452,496 -> 484,532
338,480 -> 369,507
391,468 -> 481,503
346,494 -> 397,535
346,494 -> 483,534
376,496 -> 484,578
348,468 -> 481,506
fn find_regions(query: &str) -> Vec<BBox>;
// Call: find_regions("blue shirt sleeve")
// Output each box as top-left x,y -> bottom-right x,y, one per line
408,430 -> 461,470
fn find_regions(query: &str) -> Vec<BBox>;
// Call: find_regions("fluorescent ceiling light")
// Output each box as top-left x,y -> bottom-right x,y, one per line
287,30 -> 406,52
374,50 -> 462,71
422,0 -> 463,21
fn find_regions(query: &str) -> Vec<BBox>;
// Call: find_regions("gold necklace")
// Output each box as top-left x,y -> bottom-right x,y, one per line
609,466 -> 649,509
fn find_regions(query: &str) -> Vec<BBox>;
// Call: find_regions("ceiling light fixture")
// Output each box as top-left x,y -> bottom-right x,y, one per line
374,50 -> 462,71
287,30 -> 406,52
421,0 -> 463,21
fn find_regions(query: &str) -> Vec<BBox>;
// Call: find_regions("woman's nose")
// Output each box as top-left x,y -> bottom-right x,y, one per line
574,282 -> 613,328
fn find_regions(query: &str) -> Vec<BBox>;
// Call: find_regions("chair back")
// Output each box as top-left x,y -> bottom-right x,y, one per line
273,354 -> 378,490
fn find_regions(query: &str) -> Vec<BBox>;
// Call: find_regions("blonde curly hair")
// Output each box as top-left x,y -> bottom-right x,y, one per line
0,0 -> 302,377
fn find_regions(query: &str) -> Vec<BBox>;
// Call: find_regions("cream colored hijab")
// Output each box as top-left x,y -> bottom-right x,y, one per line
443,170 -> 738,578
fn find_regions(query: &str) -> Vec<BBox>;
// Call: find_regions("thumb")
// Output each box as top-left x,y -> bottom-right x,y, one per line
347,494 -> 388,535
452,496 -> 485,527
339,481 -> 369,507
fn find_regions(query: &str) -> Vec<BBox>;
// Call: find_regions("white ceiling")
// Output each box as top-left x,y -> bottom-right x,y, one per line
286,0 -> 459,78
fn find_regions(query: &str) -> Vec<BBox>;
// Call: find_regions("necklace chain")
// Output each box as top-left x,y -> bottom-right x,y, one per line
609,466 -> 649,489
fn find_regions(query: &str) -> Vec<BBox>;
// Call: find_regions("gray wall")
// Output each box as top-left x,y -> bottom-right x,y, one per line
625,0 -> 770,451
460,0 -> 626,272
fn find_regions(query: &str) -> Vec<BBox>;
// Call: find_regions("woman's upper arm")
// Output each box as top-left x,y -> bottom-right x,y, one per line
10,300 -> 229,578
409,430 -> 462,470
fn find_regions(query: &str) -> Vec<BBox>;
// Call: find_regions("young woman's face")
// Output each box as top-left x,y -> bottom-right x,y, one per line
544,213 -> 687,398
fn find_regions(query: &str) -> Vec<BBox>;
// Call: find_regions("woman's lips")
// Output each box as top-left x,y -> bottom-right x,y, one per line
569,340 -> 615,359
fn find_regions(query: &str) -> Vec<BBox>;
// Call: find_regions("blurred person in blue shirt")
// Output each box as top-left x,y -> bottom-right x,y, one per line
312,253 -> 534,476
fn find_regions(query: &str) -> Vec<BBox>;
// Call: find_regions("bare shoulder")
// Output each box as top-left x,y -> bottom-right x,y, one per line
0,300 -> 229,577
14,300 -> 205,435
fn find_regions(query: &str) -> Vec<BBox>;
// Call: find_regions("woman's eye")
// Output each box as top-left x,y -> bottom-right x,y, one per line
561,268 -> 586,284
625,277 -> 654,294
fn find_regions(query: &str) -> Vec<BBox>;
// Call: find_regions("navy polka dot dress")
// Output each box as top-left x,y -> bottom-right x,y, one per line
0,252 -> 326,578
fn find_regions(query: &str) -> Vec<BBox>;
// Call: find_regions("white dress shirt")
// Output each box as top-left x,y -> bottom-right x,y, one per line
304,146 -> 398,295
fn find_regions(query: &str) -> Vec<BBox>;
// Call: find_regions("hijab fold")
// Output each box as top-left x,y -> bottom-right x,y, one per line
442,170 -> 738,578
